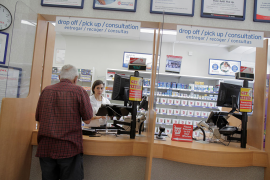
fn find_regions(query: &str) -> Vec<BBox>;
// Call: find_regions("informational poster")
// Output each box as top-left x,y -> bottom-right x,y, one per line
55,49 -> 65,64
177,25 -> 264,47
201,0 -> 246,21
239,88 -> 253,112
93,0 -> 137,12
209,59 -> 241,76
0,65 -> 21,100
165,55 -> 182,73
129,76 -> 143,102
0,32 -> 9,64
123,52 -> 159,70
254,0 -> 270,23
171,124 -> 193,142
56,17 -> 141,38
41,0 -> 84,8
150,0 -> 194,16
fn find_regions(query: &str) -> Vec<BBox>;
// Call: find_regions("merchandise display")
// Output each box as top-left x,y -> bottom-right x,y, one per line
105,68 -> 223,134
51,67 -> 94,96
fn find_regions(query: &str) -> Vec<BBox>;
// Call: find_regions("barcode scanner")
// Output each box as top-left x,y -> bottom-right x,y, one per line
156,126 -> 165,139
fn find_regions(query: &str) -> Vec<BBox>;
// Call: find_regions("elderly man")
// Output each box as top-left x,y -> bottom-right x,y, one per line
35,64 -> 93,180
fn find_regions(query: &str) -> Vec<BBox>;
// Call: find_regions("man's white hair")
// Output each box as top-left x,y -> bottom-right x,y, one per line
59,64 -> 78,80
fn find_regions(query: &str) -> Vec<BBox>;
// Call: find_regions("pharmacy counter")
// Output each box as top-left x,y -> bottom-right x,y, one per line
31,130 -> 268,168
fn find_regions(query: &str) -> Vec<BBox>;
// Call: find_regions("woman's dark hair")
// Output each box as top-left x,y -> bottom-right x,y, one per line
92,80 -> 105,94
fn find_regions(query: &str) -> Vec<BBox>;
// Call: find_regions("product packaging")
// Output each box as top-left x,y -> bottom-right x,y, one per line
167,109 -> 174,115
166,82 -> 171,88
166,128 -> 172,134
155,127 -> 158,132
186,120 -> 193,125
193,121 -> 200,126
181,100 -> 188,106
208,102 -> 216,108
201,101 -> 208,107
172,82 -> 177,89
179,120 -> 186,124
105,93 -> 111,99
160,108 -> 167,114
201,111 -> 208,117
177,83 -> 182,89
155,108 -> 160,113
181,109 -> 187,116
159,118 -> 165,123
165,118 -> 171,124
174,99 -> 181,105
195,101 -> 202,106
174,109 -> 181,115
189,84 -> 195,90
160,98 -> 167,104
156,97 -> 160,103
188,100 -> 195,106
187,110 -> 194,116
194,111 -> 201,116
167,99 -> 174,104
172,119 -> 179,124
193,131 -> 200,137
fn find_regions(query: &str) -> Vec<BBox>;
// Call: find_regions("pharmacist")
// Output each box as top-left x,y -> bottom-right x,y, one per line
84,80 -> 111,127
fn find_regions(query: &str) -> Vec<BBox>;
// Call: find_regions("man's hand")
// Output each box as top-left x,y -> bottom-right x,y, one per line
98,0 -> 106,5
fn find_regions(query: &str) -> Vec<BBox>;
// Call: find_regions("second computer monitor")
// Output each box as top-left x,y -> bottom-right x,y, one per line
217,82 -> 241,108
112,74 -> 130,102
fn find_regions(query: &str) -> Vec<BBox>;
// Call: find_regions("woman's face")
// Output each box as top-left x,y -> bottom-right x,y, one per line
94,84 -> 104,95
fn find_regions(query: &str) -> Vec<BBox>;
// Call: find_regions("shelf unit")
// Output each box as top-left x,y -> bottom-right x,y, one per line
105,69 -> 235,133
51,67 -> 95,96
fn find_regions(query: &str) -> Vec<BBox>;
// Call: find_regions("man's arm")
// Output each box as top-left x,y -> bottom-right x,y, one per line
80,90 -> 93,124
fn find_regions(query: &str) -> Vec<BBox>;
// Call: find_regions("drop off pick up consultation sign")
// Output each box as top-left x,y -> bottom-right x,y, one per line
55,17 -> 141,38
177,25 -> 264,47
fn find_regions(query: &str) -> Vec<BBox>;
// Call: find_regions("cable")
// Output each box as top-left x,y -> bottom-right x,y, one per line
107,106 -> 122,117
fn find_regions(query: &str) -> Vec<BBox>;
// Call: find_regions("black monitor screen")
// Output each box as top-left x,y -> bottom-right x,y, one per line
112,74 -> 130,102
217,82 -> 241,108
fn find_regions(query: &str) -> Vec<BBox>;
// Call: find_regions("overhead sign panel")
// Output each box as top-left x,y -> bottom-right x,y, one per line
56,17 -> 141,38
177,25 -> 264,47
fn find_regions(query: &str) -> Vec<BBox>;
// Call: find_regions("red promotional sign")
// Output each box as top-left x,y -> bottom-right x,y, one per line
171,124 -> 193,142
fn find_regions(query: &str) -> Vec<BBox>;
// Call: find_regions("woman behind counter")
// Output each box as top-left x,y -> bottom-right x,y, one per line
84,80 -> 111,127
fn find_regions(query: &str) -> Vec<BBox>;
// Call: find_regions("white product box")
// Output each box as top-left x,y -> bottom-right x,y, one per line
106,93 -> 111,99
193,121 -> 200,126
165,128 -> 172,134
155,127 -> 158,132
186,120 -> 193,125
160,98 -> 167,104
165,118 -> 171,124
194,111 -> 201,117
167,108 -> 174,115
167,99 -> 174,104
195,101 -> 202,106
156,118 -> 159,123
159,118 -> 165,123
201,111 -> 208,117
155,108 -> 160,113
160,108 -> 167,114
201,101 -> 208,107
156,97 -> 160,103
174,99 -> 181,105
187,110 -> 194,116
172,119 -> 179,124
174,109 -> 181,115
181,109 -> 187,116
193,131 -> 200,137
208,102 -> 216,108
181,100 -> 188,106
179,120 -> 186,124
188,100 -> 195,106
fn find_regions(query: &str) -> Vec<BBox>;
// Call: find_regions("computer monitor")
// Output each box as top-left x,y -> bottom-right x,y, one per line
217,82 -> 241,109
112,74 -> 130,106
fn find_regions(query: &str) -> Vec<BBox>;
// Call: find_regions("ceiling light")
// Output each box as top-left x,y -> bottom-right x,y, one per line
21,20 -> 36,26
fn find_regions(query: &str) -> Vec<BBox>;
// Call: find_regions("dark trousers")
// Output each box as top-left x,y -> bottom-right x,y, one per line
39,154 -> 84,180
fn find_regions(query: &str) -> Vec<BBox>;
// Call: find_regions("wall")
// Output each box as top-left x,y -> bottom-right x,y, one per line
53,34 -> 256,80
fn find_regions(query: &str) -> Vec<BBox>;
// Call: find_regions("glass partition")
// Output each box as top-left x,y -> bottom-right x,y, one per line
0,1 -> 37,110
